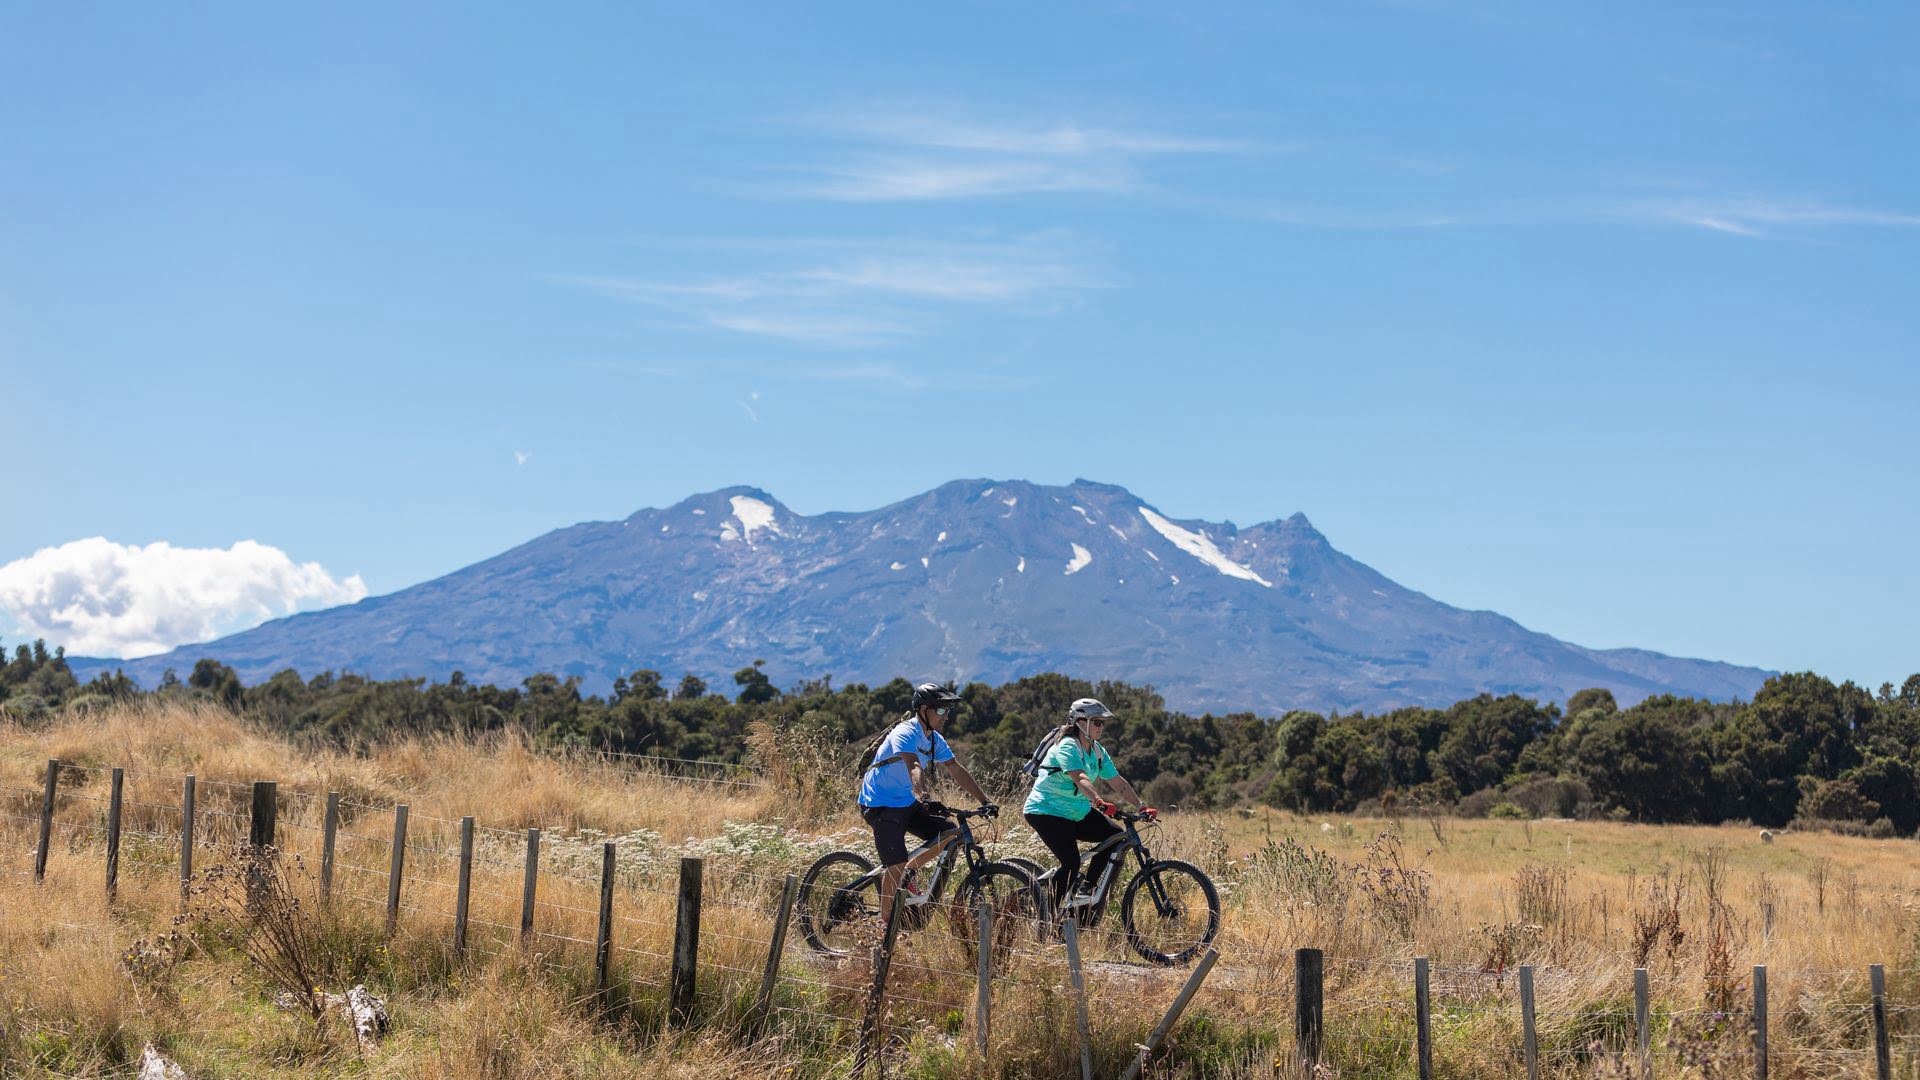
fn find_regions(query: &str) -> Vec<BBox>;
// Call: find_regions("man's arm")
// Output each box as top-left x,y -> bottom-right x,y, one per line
942,759 -> 991,806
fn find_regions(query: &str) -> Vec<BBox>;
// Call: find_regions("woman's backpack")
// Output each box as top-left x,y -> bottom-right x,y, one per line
1019,725 -> 1074,780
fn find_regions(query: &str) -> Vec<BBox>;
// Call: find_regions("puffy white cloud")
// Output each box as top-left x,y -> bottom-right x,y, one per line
0,537 -> 368,658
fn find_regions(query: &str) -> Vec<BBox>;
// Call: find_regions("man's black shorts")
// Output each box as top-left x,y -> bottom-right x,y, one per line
860,802 -> 954,866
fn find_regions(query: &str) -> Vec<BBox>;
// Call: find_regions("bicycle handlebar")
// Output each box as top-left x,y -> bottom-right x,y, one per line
923,801 -> 998,820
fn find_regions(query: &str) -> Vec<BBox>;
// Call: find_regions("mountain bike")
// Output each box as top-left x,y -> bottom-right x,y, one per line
797,805 -> 1038,958
1028,809 -> 1220,966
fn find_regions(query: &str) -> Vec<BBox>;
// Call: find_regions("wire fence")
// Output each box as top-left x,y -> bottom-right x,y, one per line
4,759 -> 1916,1079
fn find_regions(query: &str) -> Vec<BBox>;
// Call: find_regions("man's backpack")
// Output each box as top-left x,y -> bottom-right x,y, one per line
857,715 -> 937,780
1019,724 -> 1075,781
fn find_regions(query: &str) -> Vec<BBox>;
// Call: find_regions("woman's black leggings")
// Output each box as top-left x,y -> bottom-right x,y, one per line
1024,810 -> 1123,909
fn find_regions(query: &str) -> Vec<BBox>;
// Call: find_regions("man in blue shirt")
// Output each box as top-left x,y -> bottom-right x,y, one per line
858,682 -> 995,924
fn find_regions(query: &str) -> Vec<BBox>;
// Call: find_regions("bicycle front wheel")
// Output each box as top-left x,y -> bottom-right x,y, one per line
1119,858 -> 1220,966
797,850 -> 878,957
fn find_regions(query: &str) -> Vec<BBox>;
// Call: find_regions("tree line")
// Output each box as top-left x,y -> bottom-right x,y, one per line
5,638 -> 1917,835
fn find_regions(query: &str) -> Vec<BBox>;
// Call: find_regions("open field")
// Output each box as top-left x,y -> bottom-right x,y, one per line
3,702 -> 1917,1077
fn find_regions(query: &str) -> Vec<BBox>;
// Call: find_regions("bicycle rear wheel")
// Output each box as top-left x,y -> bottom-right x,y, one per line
1119,858 -> 1220,966
952,861 -> 1041,964
1002,856 -> 1046,883
797,850 -> 878,956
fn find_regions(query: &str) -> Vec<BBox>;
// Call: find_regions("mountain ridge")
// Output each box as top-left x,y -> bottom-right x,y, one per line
68,478 -> 1774,713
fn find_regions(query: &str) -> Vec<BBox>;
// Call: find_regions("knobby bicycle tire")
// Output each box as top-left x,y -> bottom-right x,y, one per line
796,849 -> 876,956
1119,858 -> 1220,966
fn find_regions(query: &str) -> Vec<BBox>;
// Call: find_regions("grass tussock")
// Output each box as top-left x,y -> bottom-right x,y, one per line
3,702 -> 1919,1077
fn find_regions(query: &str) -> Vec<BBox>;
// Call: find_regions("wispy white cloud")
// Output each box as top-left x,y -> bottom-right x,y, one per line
514,449 -> 532,466
736,392 -> 761,422
0,538 -> 367,658
1683,216 -> 1763,237
778,105 -> 1247,202
822,113 -> 1249,156
705,310 -> 918,347
1632,197 -> 1920,236
1233,194 -> 1920,236
798,362 -> 928,389
795,157 -> 1135,202
556,234 -> 1099,348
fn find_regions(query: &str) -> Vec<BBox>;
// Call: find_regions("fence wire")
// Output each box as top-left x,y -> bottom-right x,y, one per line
5,765 -> 1916,1077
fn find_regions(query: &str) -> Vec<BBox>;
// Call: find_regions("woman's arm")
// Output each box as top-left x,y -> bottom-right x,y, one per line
1065,769 -> 1106,805
1102,775 -> 1145,809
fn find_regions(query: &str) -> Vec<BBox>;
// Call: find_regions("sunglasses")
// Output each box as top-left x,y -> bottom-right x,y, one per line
933,705 -> 958,717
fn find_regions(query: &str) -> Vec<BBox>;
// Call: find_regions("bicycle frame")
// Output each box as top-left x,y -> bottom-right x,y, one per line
1047,812 -> 1159,923
845,810 -> 992,910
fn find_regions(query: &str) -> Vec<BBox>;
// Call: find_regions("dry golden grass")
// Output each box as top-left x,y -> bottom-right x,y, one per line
3,702 -> 1917,1077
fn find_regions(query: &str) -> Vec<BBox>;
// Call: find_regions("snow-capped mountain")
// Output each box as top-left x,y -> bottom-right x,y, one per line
70,479 -> 1772,713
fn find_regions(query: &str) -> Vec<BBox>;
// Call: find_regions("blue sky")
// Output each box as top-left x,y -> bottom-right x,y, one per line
2,2 -> 1915,685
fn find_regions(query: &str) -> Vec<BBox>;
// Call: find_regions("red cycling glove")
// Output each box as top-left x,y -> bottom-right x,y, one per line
1094,799 -> 1119,818
1140,806 -> 1159,821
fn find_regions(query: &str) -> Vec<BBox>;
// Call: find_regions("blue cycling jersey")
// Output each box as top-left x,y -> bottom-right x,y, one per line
858,717 -> 955,808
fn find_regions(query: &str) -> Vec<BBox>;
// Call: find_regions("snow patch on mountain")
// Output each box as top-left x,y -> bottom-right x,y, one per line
890,561 -> 906,571
1016,556 -> 1026,573
1138,506 -> 1272,587
729,496 -> 781,542
1065,544 -> 1092,575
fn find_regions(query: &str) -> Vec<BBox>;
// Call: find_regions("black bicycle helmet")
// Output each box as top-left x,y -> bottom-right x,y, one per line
911,682 -> 963,710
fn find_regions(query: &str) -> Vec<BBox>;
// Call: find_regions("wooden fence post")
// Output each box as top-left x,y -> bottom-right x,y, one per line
1633,967 -> 1650,1080
980,897 -> 999,1068
1415,957 -> 1433,1080
249,780 -> 276,850
1296,947 -> 1325,1078
1520,964 -> 1539,1080
520,828 -> 539,942
750,873 -> 797,1038
594,842 -> 615,994
1871,964 -> 1890,1080
1752,965 -> 1768,1080
105,767 -> 124,899
385,804 -> 409,938
670,856 -> 702,1026
1063,915 -> 1092,1080
179,775 -> 196,900
34,758 -> 57,883
855,886 -> 908,1077
453,816 -> 475,955
319,792 -> 339,906
1119,948 -> 1222,1080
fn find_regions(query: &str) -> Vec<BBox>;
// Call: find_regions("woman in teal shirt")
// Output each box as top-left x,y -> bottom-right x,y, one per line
1021,697 -> 1155,913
